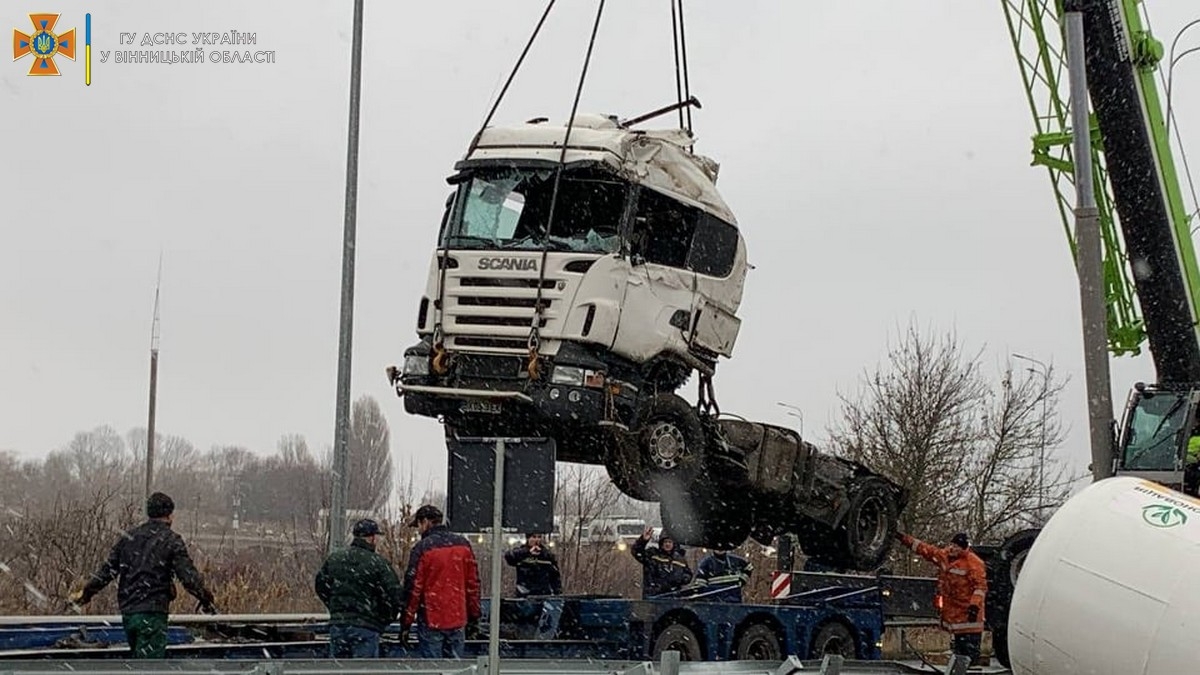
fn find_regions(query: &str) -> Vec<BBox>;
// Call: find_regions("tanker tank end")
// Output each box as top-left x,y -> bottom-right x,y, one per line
1007,476 -> 1200,674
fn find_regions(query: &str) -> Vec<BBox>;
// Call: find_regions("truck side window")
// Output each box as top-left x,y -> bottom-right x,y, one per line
632,187 -> 697,269
687,214 -> 739,277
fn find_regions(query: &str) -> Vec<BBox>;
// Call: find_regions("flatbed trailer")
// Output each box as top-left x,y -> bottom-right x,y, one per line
0,571 -> 947,664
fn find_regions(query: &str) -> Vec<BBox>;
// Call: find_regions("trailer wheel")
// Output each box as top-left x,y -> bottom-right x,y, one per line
652,623 -> 703,661
809,621 -> 855,660
734,623 -> 782,661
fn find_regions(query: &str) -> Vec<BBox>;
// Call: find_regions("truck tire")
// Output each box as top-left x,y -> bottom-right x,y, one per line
734,623 -> 782,661
605,435 -> 658,501
652,623 -> 703,661
809,621 -> 855,660
986,528 -> 1038,668
639,393 -> 704,481
835,477 -> 898,570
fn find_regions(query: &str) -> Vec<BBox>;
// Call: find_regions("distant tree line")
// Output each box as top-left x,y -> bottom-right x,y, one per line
0,394 -> 394,533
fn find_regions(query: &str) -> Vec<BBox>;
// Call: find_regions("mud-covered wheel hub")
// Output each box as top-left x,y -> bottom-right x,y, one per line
851,494 -> 889,555
646,420 -> 689,470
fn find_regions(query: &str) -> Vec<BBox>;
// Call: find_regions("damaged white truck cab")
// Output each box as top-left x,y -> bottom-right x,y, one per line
392,113 -> 748,487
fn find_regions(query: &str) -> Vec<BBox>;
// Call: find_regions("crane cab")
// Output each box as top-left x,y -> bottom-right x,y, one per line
1115,383 -> 1200,495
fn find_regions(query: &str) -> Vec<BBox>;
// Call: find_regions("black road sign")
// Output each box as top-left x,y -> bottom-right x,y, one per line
446,436 -> 556,534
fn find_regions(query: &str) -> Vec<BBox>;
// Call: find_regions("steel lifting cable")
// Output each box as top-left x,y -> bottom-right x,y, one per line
676,0 -> 694,136
430,0 -> 558,372
526,0 -> 607,377
670,0 -> 685,129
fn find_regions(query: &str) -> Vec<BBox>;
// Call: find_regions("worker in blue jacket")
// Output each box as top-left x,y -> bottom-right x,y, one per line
696,549 -> 752,602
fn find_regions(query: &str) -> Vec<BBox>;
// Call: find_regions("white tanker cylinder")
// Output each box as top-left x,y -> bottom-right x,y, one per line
1008,476 -> 1200,674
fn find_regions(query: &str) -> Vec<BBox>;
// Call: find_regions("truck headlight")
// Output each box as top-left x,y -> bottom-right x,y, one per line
403,354 -> 430,376
551,366 -> 585,386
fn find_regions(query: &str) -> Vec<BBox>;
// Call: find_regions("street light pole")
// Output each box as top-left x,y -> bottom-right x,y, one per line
776,401 -> 805,437
329,0 -> 365,551
1014,353 -> 1049,521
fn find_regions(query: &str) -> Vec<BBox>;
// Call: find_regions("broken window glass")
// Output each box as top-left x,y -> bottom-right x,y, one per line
631,187 -> 698,268
687,213 -> 739,277
442,165 -> 626,253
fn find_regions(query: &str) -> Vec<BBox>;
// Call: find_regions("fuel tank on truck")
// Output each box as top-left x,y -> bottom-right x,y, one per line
1008,476 -> 1200,674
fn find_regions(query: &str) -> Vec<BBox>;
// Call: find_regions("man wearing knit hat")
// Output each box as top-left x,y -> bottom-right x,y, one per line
896,529 -> 988,666
71,492 -> 216,659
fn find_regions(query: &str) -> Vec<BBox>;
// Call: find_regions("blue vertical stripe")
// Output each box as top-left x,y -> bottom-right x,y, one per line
86,13 -> 91,45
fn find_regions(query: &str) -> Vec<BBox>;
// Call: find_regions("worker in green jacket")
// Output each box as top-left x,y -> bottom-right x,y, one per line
315,519 -> 403,657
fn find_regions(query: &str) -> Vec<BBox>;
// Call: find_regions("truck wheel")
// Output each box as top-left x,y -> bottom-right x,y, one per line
734,623 -> 782,660
809,621 -> 855,660
639,394 -> 704,479
605,435 -> 658,501
992,623 -> 1011,669
986,528 -> 1038,669
836,477 -> 898,570
652,623 -> 702,661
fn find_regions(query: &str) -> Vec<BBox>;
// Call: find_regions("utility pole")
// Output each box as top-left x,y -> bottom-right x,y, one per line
329,0 -> 365,551
145,255 -> 162,500
1065,4 -> 1116,482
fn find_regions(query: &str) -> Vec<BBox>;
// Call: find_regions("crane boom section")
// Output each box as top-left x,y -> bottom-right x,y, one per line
1075,0 -> 1200,384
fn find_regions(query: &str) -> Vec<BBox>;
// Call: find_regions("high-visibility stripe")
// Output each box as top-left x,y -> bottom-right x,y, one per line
945,621 -> 985,631
948,568 -> 967,575
972,589 -> 986,597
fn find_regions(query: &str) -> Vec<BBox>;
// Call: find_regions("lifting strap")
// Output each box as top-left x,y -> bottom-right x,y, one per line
527,0 -> 607,370
697,371 -> 719,417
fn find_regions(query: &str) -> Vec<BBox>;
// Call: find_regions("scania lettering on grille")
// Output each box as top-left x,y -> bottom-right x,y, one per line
478,257 -> 538,271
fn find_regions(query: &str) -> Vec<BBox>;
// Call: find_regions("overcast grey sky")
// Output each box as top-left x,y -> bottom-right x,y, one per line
2,1 -> 1198,493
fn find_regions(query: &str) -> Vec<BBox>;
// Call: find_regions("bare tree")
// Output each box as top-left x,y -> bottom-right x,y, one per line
830,320 -> 1078,570
347,395 -> 393,512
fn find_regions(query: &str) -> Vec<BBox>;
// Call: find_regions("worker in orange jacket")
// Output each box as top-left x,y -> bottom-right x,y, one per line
896,531 -> 988,666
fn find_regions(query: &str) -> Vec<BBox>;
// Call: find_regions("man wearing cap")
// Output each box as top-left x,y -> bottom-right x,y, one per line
631,527 -> 693,599
70,491 -> 217,659
401,504 -> 481,659
504,532 -> 563,639
315,518 -> 403,658
896,530 -> 988,666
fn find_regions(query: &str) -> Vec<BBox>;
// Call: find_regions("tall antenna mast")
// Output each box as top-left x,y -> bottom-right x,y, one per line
145,253 -> 162,501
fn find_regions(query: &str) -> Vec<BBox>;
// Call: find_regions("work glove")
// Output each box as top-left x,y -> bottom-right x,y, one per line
398,625 -> 411,648
198,600 -> 219,615
896,533 -> 914,547
68,589 -> 88,606
967,605 -> 979,623
465,618 -> 482,640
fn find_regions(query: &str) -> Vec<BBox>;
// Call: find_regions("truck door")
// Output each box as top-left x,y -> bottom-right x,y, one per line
612,186 -> 701,364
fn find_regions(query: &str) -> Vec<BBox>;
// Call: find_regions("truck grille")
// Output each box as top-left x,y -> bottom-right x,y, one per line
445,273 -> 566,353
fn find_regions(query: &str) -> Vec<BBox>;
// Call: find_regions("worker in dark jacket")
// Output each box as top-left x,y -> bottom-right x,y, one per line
70,492 -> 216,659
402,504 -> 482,659
315,518 -> 402,658
631,527 -> 693,598
504,532 -> 563,639
696,549 -> 753,602
503,532 -> 562,597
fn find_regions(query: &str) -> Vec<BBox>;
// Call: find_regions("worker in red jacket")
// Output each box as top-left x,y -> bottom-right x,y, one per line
896,530 -> 988,666
401,505 -> 482,658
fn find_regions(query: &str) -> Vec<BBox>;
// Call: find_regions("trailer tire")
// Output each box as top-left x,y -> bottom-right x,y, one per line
652,623 -> 703,661
734,623 -> 782,661
809,621 -> 855,660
